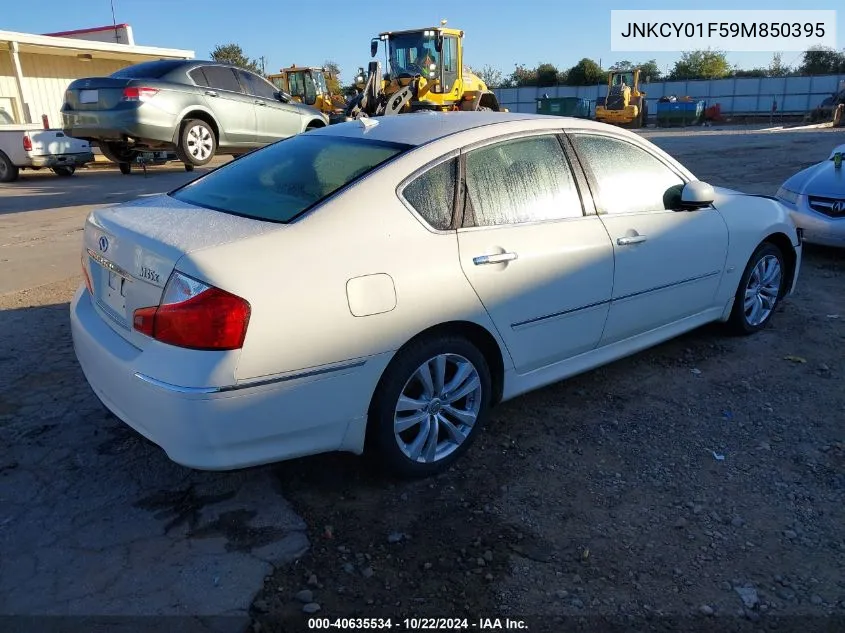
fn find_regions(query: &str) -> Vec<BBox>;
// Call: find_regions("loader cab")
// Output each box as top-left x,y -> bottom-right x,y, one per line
376,27 -> 462,95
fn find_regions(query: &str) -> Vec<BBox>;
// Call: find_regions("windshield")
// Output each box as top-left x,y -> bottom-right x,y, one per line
286,71 -> 307,97
388,33 -> 438,78
170,135 -> 410,223
613,72 -> 634,87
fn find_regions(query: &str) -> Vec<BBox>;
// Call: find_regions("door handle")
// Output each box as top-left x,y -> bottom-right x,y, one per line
617,235 -> 647,246
204,90 -> 218,97
254,100 -> 266,106
473,252 -> 518,266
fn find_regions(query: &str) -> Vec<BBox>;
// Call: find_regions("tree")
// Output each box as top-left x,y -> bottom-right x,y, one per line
768,53 -> 791,77
798,47 -> 845,75
469,64 -> 504,88
323,60 -> 342,94
210,43 -> 262,75
669,50 -> 730,80
731,67 -> 767,78
505,64 -> 538,87
611,59 -> 661,82
535,63 -> 560,87
565,58 -> 604,86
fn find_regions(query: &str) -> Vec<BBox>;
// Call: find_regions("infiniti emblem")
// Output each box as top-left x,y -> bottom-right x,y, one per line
98,236 -> 109,253
833,200 -> 845,215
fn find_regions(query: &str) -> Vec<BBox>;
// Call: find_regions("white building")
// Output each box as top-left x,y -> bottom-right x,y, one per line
0,25 -> 194,128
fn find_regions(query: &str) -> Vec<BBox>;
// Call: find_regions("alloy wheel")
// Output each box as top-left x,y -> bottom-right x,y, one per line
744,254 -> 782,326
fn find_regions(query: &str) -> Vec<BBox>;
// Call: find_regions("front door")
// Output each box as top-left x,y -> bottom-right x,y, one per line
456,133 -> 615,374
198,65 -> 256,146
237,70 -> 303,144
568,132 -> 730,345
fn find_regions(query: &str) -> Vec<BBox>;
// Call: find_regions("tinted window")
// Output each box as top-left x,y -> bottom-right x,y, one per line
570,134 -> 685,214
110,60 -> 186,79
238,70 -> 277,99
203,66 -> 243,93
464,135 -> 583,227
402,158 -> 457,230
171,135 -> 409,223
189,68 -> 210,87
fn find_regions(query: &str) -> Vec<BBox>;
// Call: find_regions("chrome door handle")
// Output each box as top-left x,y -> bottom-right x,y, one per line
617,235 -> 647,246
473,252 -> 518,266
204,90 -> 218,97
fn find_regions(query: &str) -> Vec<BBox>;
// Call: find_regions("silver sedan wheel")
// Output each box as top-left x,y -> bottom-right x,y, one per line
394,353 -> 482,464
186,125 -> 213,161
744,254 -> 782,326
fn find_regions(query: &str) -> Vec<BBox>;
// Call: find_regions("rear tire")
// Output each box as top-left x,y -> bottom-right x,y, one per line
176,119 -> 216,167
726,242 -> 786,335
99,142 -> 135,165
184,163 -> 195,172
367,335 -> 492,479
52,166 -> 76,177
0,150 -> 19,182
118,162 -> 132,175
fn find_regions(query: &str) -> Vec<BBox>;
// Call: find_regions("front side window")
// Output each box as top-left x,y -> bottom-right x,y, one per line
238,71 -> 277,99
464,135 -> 583,227
570,134 -> 685,215
170,135 -> 410,223
402,158 -> 458,230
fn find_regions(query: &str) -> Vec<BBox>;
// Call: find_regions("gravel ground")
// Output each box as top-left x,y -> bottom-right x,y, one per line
252,127 -> 845,632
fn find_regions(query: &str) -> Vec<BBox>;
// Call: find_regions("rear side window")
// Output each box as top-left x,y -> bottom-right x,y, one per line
110,60 -> 185,79
170,135 -> 410,223
402,158 -> 458,230
464,135 -> 583,227
202,66 -> 243,93
189,68 -> 210,87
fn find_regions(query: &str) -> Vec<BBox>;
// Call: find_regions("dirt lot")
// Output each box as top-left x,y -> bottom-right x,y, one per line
253,128 -> 845,632
1,127 -> 843,632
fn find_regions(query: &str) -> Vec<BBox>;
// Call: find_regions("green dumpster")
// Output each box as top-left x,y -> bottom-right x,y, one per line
536,97 -> 592,118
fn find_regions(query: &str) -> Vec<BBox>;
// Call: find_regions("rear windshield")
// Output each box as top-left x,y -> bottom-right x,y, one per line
170,135 -> 410,223
110,60 -> 185,79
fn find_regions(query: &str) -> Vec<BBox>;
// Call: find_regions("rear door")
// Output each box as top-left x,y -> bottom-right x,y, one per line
236,69 -> 302,143
568,131 -> 729,345
456,132 -> 615,374
195,66 -> 256,145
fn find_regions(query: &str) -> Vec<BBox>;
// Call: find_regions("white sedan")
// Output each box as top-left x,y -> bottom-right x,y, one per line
776,143 -> 845,248
71,112 -> 802,478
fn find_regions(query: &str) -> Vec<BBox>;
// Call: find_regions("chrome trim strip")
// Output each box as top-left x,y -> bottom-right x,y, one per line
510,270 -> 722,329
87,249 -> 133,280
134,360 -> 367,394
614,270 -> 721,302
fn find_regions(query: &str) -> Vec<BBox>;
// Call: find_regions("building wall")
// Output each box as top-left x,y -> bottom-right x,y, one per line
0,53 -> 129,125
494,74 -> 845,117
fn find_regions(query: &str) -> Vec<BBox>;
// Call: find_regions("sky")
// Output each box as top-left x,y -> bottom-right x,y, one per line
1,0 -> 841,82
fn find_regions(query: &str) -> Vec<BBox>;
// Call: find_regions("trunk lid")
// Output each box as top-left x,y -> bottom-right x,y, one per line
65,77 -> 136,111
83,194 -> 280,347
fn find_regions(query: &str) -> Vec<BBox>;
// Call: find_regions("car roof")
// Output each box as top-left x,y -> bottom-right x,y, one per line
307,112 -> 626,147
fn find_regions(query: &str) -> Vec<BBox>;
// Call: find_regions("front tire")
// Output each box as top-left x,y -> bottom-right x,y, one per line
726,242 -> 785,335
0,150 -> 19,182
52,166 -> 76,177
176,119 -> 216,167
367,335 -> 492,478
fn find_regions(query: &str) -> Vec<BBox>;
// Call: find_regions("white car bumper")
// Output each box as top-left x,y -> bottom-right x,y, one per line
70,286 -> 384,470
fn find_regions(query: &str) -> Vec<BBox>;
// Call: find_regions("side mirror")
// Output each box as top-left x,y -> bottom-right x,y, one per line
275,91 -> 292,103
680,180 -> 715,209
370,38 -> 379,58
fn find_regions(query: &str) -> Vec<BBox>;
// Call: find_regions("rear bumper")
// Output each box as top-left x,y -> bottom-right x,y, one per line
70,286 -> 384,470
62,108 -> 177,146
30,151 -> 94,168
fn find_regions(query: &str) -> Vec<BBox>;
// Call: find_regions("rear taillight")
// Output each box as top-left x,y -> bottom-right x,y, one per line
81,251 -> 93,295
133,272 -> 251,351
122,87 -> 160,102
22,134 -> 32,152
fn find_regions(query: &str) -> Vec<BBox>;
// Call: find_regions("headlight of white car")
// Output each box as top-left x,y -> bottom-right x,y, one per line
776,187 -> 800,206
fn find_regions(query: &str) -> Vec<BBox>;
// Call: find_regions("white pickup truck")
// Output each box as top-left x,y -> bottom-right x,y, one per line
0,110 -> 95,183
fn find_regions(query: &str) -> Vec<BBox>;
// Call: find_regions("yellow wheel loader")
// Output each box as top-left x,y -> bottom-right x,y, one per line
345,21 -> 505,120
267,66 -> 346,117
595,69 -> 648,128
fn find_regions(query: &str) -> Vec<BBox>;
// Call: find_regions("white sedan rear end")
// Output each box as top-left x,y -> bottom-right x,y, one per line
71,113 -> 802,478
